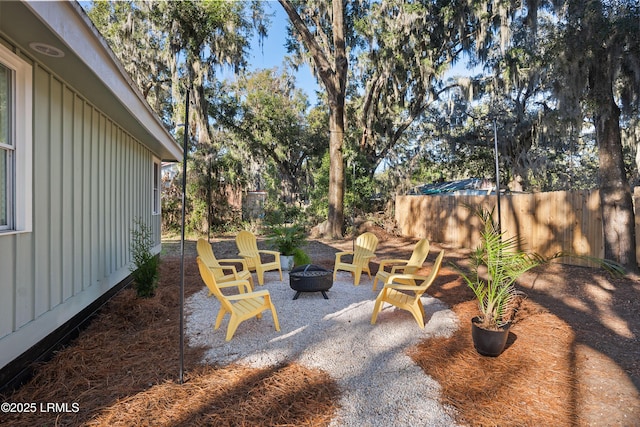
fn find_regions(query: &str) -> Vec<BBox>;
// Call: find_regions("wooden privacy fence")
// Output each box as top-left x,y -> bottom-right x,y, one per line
395,188 -> 640,267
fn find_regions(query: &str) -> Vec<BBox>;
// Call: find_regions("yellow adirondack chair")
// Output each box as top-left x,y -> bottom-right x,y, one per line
333,232 -> 379,285
370,250 -> 445,328
196,257 -> 280,341
197,238 -> 255,293
372,238 -> 430,291
235,230 -> 282,285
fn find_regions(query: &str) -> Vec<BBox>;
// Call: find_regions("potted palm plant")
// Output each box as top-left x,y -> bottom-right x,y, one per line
457,207 -> 541,356
266,224 -> 310,270
457,206 -> 624,356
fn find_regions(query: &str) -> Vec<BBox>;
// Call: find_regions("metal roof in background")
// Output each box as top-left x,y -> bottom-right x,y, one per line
408,178 -> 495,195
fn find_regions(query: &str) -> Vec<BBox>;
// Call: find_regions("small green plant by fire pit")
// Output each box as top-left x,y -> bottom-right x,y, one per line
130,218 -> 160,298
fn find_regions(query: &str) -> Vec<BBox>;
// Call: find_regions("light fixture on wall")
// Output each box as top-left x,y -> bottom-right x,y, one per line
28,42 -> 65,58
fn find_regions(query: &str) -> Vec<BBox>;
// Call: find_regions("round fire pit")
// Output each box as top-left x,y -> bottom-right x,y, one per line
289,264 -> 333,300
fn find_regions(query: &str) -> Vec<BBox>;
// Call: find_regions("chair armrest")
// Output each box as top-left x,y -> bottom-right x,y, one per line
226,289 -> 270,301
218,258 -> 249,270
218,264 -> 239,275
218,279 -> 251,293
258,250 -> 280,256
257,250 -> 280,263
334,251 -> 354,262
205,262 -> 238,276
385,273 -> 428,287
384,284 -> 425,292
390,264 -> 410,274
378,259 -> 408,270
361,252 -> 376,262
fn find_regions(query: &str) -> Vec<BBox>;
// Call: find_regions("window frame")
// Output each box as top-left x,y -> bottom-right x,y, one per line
152,156 -> 160,215
0,42 -> 33,235
0,64 -> 13,229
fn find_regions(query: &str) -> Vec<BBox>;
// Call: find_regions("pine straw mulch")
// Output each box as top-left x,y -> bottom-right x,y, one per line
0,258 -> 339,427
2,231 -> 639,426
410,273 -> 577,427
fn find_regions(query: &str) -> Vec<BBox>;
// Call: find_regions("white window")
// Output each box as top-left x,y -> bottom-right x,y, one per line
0,63 -> 12,229
0,43 -> 32,234
152,157 -> 160,215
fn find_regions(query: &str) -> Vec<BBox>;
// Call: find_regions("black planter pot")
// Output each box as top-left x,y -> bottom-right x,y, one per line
471,316 -> 510,357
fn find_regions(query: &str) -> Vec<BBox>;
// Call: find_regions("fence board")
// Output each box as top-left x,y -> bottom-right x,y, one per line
396,188 -> 639,267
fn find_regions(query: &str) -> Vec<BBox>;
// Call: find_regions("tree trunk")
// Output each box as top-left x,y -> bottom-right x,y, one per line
328,0 -> 347,238
190,62 -> 212,147
328,102 -> 345,238
169,19 -> 181,129
278,165 -> 297,205
278,0 -> 347,238
592,62 -> 638,271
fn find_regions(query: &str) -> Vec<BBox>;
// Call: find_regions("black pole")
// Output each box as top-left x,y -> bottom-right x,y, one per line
207,154 -> 212,243
352,161 -> 355,252
493,120 -> 502,234
179,89 -> 189,384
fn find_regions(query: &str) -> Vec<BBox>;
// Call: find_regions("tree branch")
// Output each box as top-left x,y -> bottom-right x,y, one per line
278,0 -> 337,94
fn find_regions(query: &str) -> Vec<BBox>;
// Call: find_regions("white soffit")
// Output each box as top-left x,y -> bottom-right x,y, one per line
22,1 -> 182,161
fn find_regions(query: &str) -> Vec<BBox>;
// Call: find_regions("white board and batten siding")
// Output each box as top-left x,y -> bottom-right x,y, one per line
0,62 -> 162,370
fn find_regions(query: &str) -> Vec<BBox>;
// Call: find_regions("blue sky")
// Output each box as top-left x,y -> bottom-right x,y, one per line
79,1 -> 319,106
227,3 -> 478,107
240,3 -> 320,105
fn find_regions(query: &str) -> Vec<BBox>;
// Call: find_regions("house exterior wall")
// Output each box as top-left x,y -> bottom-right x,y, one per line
0,50 -> 161,371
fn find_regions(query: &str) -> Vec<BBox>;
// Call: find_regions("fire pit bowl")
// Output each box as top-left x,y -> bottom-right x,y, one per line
289,264 -> 333,300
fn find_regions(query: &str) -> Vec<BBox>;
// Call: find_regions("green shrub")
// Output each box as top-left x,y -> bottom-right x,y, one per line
266,224 -> 307,256
293,248 -> 311,266
130,218 -> 160,298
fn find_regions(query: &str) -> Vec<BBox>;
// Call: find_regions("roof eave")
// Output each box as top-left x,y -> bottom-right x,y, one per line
20,0 -> 182,161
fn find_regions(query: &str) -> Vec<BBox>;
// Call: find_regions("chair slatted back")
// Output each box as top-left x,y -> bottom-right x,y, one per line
235,230 -> 259,270
196,257 -> 235,314
412,250 -> 445,297
197,239 -> 220,268
404,238 -> 430,274
353,232 -> 379,264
